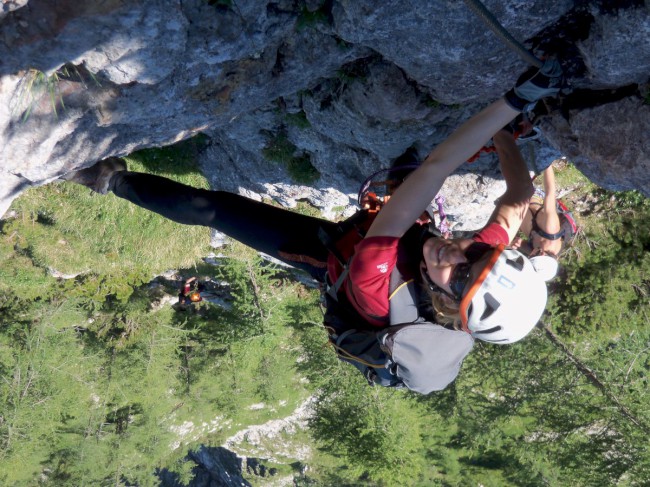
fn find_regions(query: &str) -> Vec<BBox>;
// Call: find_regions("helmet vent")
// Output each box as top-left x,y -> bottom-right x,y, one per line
506,256 -> 525,271
474,325 -> 502,335
479,292 -> 501,320
484,337 -> 509,343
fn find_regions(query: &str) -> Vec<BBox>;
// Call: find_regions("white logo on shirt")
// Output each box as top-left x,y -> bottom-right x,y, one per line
377,262 -> 389,274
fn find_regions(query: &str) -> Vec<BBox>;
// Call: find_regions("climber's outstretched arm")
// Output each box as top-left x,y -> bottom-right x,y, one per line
542,166 -> 558,211
536,166 -> 561,234
484,130 -> 534,243
366,58 -> 563,239
367,98 -> 519,238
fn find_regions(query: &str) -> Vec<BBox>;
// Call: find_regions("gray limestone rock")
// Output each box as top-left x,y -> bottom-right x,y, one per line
0,0 -> 649,220
542,96 -> 650,193
331,0 -> 575,103
578,5 -> 650,87
158,446 -> 252,487
301,58 -> 461,161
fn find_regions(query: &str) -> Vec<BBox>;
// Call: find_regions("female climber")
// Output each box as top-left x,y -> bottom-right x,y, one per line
62,60 -> 564,349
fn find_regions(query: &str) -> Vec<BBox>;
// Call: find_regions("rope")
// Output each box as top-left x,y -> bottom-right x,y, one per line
463,0 -> 543,68
357,164 -> 422,206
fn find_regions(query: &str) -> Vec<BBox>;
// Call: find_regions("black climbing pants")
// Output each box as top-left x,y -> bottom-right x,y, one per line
109,171 -> 338,282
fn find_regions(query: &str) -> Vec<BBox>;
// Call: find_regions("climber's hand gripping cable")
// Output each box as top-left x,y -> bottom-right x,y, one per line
504,58 -> 564,112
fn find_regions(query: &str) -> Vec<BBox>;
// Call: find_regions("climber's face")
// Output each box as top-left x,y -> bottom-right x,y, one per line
421,237 -> 493,300
530,231 -> 562,256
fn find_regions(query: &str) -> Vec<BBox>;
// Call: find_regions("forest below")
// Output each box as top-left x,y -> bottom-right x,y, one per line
0,140 -> 649,486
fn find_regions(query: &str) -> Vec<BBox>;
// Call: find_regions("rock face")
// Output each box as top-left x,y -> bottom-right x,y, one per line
0,1 -> 648,219
158,446 -> 253,487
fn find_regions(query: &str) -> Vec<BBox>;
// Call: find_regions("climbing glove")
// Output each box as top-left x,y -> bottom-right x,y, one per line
504,58 -> 563,112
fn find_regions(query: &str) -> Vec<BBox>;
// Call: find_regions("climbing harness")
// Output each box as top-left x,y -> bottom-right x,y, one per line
523,187 -> 579,259
531,198 -> 578,242
532,209 -> 565,241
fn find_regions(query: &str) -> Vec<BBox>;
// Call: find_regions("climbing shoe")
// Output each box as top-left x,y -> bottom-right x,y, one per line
61,157 -> 126,194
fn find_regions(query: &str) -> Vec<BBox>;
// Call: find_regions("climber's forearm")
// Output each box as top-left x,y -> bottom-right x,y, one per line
367,98 -> 519,238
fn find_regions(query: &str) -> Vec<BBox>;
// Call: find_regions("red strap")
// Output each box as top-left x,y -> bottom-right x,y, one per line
467,130 -> 524,164
359,192 -> 389,213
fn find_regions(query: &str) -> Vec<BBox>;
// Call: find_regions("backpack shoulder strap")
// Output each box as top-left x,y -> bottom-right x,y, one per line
388,223 -> 430,325
389,277 -> 420,325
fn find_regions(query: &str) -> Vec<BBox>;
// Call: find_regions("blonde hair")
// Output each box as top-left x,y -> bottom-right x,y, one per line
427,290 -> 463,330
418,263 -> 464,330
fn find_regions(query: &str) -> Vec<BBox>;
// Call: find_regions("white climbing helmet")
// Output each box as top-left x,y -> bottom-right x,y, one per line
530,254 -> 559,282
459,245 -> 547,344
